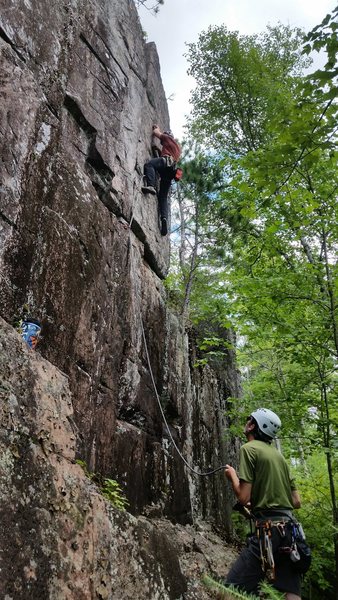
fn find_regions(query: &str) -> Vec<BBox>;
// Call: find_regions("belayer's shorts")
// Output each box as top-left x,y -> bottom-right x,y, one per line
225,526 -> 301,596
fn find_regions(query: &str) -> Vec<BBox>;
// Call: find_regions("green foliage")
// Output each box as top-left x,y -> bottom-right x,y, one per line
101,478 -> 129,511
258,582 -> 285,600
202,574 -> 284,599
76,460 -> 128,511
193,336 -> 235,368
202,575 -> 256,599
76,459 -> 93,479
186,23 -> 311,153
230,509 -> 251,542
295,452 -> 337,597
173,8 -> 338,596
303,6 -> 338,99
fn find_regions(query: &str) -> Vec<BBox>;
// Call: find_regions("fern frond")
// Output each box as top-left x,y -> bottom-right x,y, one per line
259,582 -> 285,599
202,574 -> 286,600
202,574 -> 259,600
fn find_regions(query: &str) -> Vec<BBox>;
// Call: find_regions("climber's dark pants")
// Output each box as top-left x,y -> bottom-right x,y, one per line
144,157 -> 173,220
226,530 -> 301,596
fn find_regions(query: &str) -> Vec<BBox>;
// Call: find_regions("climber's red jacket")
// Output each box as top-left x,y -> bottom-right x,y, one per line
159,134 -> 181,162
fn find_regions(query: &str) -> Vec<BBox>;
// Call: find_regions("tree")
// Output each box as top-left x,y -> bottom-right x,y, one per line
170,8 -> 338,596
185,24 -> 311,154
169,149 -> 226,322
167,148 -> 236,374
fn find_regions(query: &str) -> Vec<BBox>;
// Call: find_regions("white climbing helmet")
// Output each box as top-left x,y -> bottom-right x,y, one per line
164,129 -> 174,138
250,408 -> 281,439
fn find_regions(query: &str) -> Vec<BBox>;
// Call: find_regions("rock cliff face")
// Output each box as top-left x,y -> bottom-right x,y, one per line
0,318 -> 239,600
0,0 -> 241,597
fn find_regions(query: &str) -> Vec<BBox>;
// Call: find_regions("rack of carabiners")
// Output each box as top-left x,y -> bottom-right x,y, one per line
255,519 -> 306,581
256,520 -> 276,582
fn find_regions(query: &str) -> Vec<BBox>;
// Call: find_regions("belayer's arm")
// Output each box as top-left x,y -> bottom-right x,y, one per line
225,465 -> 252,505
292,490 -> 301,508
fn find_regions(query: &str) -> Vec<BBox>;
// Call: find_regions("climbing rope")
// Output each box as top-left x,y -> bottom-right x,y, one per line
128,208 -> 227,477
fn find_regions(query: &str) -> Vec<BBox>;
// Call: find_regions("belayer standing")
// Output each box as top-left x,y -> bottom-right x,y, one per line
142,125 -> 181,236
224,408 -> 309,600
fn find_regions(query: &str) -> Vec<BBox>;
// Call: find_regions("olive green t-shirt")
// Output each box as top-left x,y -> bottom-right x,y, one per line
239,439 -> 296,511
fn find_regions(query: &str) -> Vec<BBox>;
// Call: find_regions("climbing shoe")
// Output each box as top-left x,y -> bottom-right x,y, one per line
141,185 -> 156,195
161,217 -> 168,236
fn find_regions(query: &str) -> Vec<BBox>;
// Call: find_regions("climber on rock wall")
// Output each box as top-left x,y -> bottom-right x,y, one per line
224,408 -> 310,600
142,125 -> 181,236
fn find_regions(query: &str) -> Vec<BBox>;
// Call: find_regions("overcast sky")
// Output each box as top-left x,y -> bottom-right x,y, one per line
138,0 -> 335,138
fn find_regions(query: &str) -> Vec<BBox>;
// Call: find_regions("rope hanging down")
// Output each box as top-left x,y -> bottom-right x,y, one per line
140,317 -> 227,477
127,208 -> 227,477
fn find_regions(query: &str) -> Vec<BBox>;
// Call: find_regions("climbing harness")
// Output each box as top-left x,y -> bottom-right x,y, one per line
234,503 -> 310,580
251,517 -> 311,579
163,154 -> 175,168
127,208 -> 227,478
162,155 -> 183,182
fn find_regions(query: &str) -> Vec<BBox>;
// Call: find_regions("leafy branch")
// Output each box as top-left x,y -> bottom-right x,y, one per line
76,460 -> 129,510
